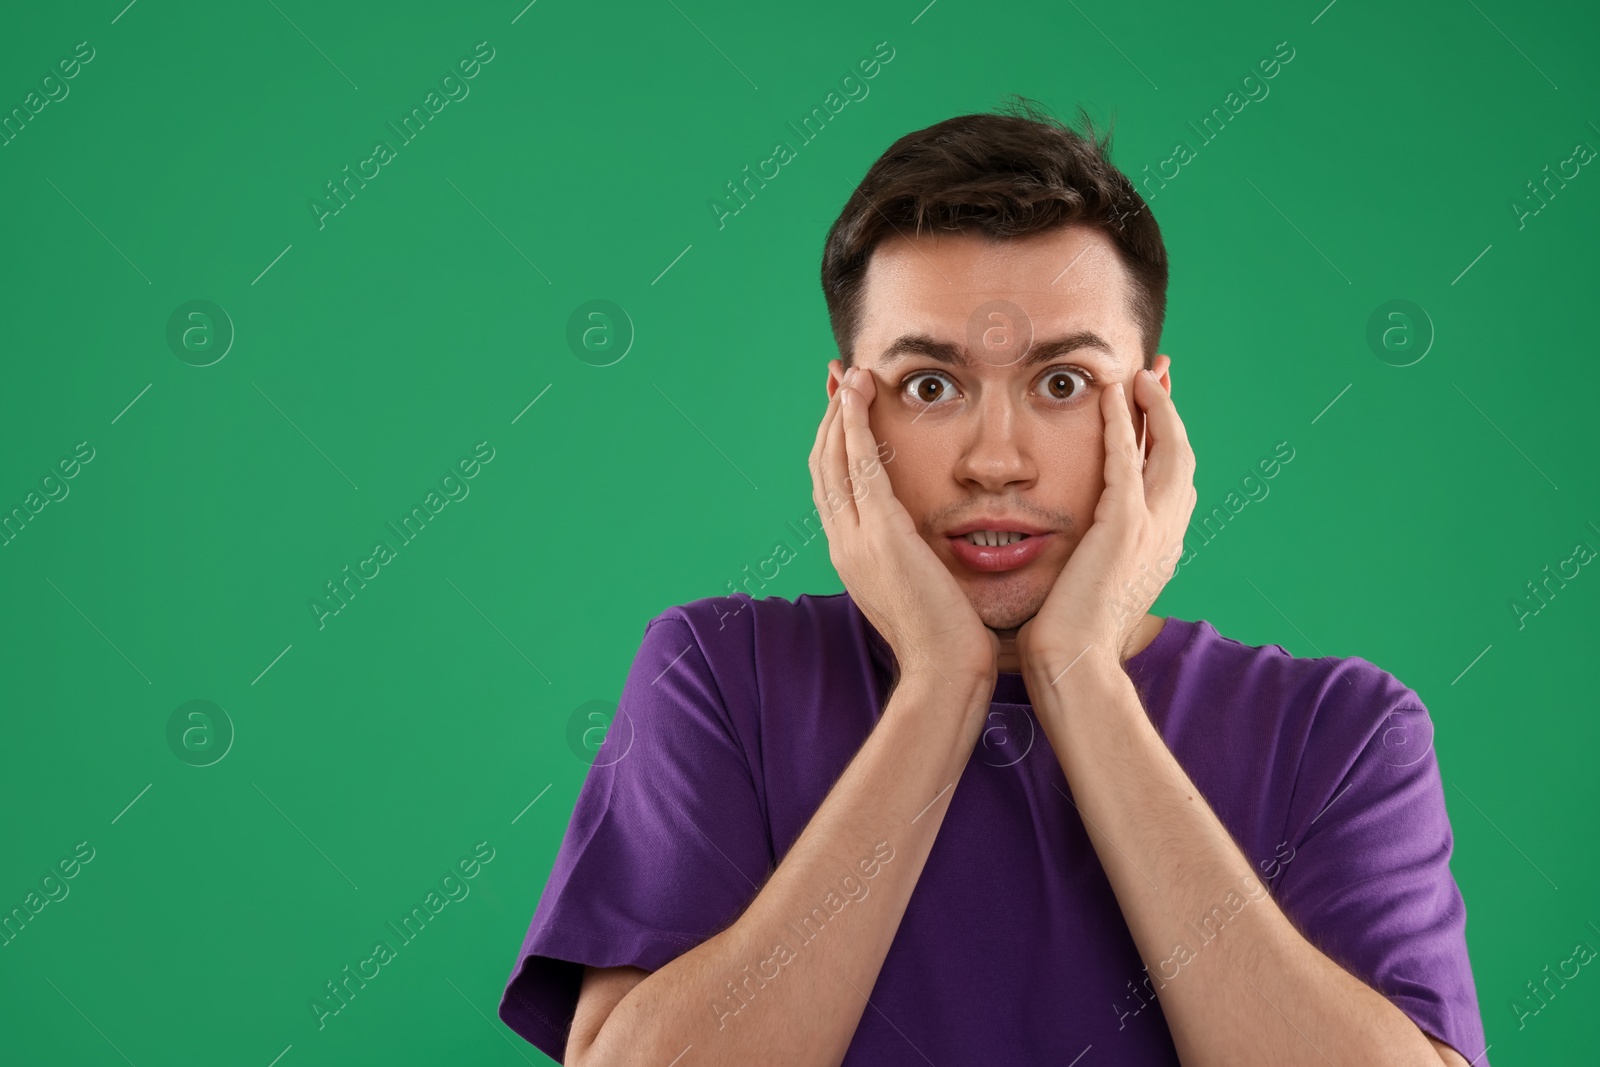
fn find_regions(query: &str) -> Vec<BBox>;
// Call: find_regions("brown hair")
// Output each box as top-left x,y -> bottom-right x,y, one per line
820,96 -> 1168,370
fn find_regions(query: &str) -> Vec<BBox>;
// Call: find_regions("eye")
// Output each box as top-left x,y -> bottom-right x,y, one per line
899,366 -> 1097,408
902,370 -> 957,406
1036,366 -> 1093,402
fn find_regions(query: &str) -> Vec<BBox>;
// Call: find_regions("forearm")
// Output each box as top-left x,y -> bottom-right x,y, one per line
584,669 -> 992,1067
1028,657 -> 1443,1067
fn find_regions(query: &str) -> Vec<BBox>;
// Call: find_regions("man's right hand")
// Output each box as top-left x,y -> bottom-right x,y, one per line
809,359 -> 1000,690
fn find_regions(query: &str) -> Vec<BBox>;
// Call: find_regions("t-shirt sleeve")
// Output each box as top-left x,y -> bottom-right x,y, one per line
496,610 -> 774,1062
1272,662 -> 1490,1065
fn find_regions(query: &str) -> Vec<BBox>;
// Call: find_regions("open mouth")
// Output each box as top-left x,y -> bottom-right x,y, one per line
959,530 -> 1033,547
946,531 -> 1052,573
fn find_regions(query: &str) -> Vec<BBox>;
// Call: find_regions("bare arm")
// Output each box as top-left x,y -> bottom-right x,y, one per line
1016,371 -> 1474,1065
1032,658 -> 1465,1067
568,668 -> 992,1067
570,361 -> 1001,1065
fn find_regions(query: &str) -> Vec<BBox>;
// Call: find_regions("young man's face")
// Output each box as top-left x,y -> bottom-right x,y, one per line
826,224 -> 1172,641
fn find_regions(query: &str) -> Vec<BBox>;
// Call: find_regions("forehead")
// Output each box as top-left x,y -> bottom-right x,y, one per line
855,225 -> 1136,368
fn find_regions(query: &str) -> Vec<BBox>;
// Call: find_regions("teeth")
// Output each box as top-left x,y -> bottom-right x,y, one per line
963,530 -> 1029,547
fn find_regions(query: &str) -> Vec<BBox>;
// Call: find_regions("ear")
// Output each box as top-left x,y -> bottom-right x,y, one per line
1150,353 -> 1172,394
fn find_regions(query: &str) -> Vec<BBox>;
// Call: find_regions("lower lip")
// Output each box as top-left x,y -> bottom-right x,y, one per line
946,533 -> 1053,573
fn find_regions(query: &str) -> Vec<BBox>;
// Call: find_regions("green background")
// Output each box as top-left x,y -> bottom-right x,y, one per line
1,0 -> 1594,1063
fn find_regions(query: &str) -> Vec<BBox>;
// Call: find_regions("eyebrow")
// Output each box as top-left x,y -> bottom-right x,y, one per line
874,330 -> 1121,371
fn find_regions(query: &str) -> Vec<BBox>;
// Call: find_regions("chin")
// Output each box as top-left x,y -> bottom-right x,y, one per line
966,577 -> 1048,635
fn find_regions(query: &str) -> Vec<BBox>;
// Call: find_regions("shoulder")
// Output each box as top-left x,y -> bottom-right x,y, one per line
1164,619 -> 1434,806
1174,618 -> 1423,741
1150,622 -> 1451,893
643,589 -> 858,653
1185,620 -> 1440,836
633,589 -> 866,707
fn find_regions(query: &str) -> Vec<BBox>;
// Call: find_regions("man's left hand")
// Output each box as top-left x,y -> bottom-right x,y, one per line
1014,366 -> 1198,673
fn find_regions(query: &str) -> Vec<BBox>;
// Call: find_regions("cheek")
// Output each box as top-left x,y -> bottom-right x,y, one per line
1038,415 -> 1105,471
1038,420 -> 1108,512
871,422 -> 943,512
877,432 -> 923,499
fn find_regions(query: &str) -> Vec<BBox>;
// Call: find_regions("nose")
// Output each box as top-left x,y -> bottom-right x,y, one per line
951,385 -> 1038,494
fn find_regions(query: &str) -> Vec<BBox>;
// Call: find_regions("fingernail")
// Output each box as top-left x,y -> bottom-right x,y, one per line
843,367 -> 856,386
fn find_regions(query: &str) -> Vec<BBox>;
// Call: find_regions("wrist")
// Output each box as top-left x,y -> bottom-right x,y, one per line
893,662 -> 995,702
885,666 -> 998,748
1020,641 -> 1122,691
1023,652 -> 1139,746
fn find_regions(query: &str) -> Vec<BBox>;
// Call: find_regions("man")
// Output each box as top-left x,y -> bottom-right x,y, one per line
497,100 -> 1488,1065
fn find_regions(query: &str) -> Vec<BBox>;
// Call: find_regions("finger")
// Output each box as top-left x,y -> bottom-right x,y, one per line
1100,380 -> 1146,506
851,371 -> 894,462
851,363 -> 879,405
839,368 -> 895,526
809,380 -> 847,532
1134,369 -> 1195,515
821,374 -> 861,531
809,359 -> 849,460
808,384 -> 836,498
808,389 -> 833,478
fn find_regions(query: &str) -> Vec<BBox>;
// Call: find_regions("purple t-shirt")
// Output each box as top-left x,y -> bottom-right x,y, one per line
497,590 -> 1488,1064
